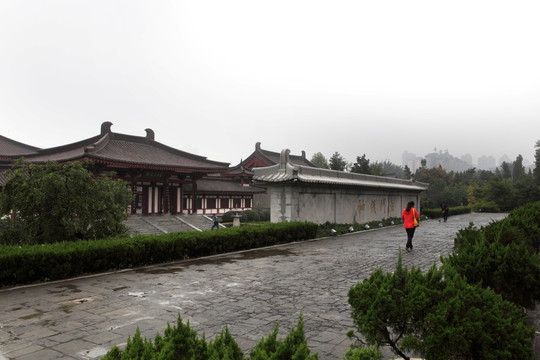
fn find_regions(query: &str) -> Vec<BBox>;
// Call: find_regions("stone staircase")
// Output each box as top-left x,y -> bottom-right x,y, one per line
124,214 -> 217,235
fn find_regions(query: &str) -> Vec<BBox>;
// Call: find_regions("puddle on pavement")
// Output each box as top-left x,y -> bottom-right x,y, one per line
47,284 -> 81,294
134,248 -> 295,275
113,286 -> 129,292
137,266 -> 185,275
19,312 -> 43,320
235,248 -> 296,260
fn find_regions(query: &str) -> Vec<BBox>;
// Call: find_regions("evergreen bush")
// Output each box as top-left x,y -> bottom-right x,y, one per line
446,201 -> 540,309
348,254 -> 535,360
103,313 -> 318,360
243,209 -> 260,222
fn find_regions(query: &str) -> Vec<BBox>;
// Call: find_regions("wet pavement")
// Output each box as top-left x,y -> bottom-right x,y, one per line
0,212 -> 537,360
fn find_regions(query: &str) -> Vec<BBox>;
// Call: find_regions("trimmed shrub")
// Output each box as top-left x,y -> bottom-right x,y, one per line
222,211 -> 248,223
0,222 -> 318,287
243,209 -> 260,222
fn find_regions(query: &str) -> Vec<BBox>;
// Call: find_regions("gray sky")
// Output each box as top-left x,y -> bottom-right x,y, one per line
1,0 -> 539,167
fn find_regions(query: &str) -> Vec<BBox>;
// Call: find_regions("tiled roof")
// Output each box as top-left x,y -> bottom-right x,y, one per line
227,164 -> 254,176
10,123 -> 230,172
253,162 -> 429,191
0,135 -> 40,156
184,178 -> 265,194
240,142 -> 315,168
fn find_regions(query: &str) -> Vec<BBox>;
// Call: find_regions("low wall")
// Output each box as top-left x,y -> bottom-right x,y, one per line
269,184 -> 421,224
253,151 -> 428,225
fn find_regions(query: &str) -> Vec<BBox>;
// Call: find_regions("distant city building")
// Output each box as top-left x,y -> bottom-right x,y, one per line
402,151 -> 423,173
477,155 -> 496,170
460,153 -> 472,166
424,150 -> 472,172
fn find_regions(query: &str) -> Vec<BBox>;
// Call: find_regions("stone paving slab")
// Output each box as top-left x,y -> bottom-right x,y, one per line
1,213 -> 537,360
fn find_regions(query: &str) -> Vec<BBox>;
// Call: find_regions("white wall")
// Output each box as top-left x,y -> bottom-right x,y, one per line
270,184 -> 421,224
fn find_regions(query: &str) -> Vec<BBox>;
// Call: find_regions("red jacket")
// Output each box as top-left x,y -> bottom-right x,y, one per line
402,208 -> 419,229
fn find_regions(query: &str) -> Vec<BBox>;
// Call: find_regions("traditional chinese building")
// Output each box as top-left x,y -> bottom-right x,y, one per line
0,122 -> 264,216
227,142 -> 316,208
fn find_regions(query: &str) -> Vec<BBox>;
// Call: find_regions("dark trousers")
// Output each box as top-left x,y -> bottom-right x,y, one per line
405,227 -> 416,249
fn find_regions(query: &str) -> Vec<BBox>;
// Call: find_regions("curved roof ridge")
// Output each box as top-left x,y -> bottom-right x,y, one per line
0,135 -> 41,156
253,160 -> 429,191
30,134 -> 103,157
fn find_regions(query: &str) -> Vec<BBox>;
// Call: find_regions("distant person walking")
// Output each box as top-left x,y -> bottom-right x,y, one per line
211,215 -> 220,230
441,203 -> 449,222
401,201 -> 420,251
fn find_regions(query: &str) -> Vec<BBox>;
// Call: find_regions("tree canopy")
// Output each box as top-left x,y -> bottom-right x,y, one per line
350,154 -> 370,174
310,152 -> 329,169
0,161 -> 133,244
329,152 -> 348,171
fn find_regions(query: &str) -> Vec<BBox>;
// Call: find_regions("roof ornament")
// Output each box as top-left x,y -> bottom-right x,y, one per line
101,121 -> 113,135
279,149 -> 290,170
145,128 -> 155,141
256,142 -> 261,151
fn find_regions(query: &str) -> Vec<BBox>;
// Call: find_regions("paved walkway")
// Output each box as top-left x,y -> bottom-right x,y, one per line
0,213 -> 536,360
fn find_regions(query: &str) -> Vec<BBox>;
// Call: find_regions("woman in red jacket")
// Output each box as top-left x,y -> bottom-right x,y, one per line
401,201 -> 420,251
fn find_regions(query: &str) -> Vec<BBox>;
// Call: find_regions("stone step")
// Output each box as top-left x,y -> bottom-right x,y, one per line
124,215 -> 217,235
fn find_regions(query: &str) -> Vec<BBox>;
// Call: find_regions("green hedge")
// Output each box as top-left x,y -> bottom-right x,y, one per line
0,222 -> 318,287
421,206 -> 472,219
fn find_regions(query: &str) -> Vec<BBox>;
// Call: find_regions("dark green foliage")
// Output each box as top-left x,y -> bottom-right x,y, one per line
348,254 -> 535,360
103,313 -> 317,360
329,152 -> 348,171
207,326 -> 244,360
446,202 -> 540,308
250,313 -> 317,360
420,266 -> 534,360
0,216 -> 34,245
534,140 -> 540,184
348,254 -> 443,359
243,209 -> 260,222
0,161 -> 133,244
469,199 -> 501,213
222,211 -> 248,223
343,347 -> 382,360
445,235 -> 540,309
350,154 -> 370,174
421,206 -> 471,219
102,315 -> 209,360
0,222 -> 318,287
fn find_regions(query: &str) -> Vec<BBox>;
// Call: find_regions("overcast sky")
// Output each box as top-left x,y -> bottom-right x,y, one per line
1,0 -> 539,167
